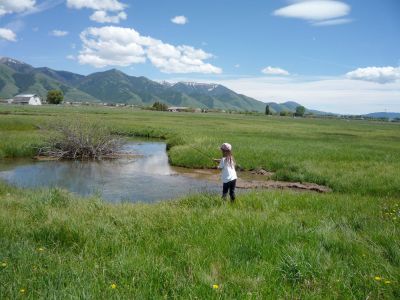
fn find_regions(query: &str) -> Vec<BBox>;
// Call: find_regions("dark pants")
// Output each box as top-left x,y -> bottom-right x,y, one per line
222,179 -> 236,202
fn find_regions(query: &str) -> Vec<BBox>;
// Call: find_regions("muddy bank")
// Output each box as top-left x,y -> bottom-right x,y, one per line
236,180 -> 331,193
172,167 -> 331,193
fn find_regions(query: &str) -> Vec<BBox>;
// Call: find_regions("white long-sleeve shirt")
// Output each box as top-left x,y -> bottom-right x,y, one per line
218,157 -> 237,183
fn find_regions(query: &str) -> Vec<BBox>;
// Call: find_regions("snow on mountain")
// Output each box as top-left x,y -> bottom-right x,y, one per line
159,80 -> 174,87
175,82 -> 218,89
0,57 -> 26,65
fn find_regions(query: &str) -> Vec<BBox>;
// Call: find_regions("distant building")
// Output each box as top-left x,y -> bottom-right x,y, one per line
12,94 -> 42,105
167,106 -> 189,112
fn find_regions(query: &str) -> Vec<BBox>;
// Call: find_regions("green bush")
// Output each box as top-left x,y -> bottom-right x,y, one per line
46,90 -> 64,104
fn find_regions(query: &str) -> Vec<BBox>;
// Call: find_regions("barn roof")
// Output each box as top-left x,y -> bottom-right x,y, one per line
168,106 -> 189,110
14,94 -> 37,98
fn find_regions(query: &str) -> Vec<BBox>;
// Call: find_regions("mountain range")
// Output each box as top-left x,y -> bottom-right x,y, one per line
0,57 -> 268,112
2,57 -> 396,118
364,112 -> 400,119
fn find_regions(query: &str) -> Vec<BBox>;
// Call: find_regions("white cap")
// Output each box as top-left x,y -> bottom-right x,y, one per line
220,143 -> 232,151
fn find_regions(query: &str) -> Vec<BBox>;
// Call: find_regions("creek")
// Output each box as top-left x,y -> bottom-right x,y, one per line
0,141 -> 220,203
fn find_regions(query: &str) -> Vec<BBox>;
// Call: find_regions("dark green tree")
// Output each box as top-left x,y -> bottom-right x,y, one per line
280,111 -> 289,116
265,104 -> 270,115
295,105 -> 306,117
47,90 -> 64,104
152,101 -> 168,111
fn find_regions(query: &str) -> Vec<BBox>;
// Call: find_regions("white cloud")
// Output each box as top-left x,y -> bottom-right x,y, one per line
171,15 -> 188,25
346,66 -> 400,84
67,0 -> 127,23
262,66 -> 290,76
78,26 -> 222,74
0,28 -> 17,41
0,0 -> 36,16
147,44 -> 221,74
51,30 -> 69,37
90,10 -> 127,23
66,0 -> 126,12
79,27 -> 146,67
66,54 -> 76,60
273,0 -> 351,26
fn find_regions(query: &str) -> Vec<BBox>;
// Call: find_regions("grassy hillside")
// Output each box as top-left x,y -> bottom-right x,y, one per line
171,83 -> 266,112
0,64 -> 100,102
0,105 -> 399,298
0,64 -> 19,98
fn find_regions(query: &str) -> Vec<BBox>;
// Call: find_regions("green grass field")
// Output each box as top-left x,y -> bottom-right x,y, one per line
0,105 -> 399,298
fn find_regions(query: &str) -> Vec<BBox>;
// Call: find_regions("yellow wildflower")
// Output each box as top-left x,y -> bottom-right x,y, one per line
111,283 -> 117,289
38,247 -> 44,252
212,284 -> 219,289
374,276 -> 382,281
384,280 -> 391,284
1,262 -> 6,267
20,289 -> 26,293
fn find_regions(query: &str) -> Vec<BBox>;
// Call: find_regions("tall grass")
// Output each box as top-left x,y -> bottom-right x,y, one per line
0,183 -> 399,299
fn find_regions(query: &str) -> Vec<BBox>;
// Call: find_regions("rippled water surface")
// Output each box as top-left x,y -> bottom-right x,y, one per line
0,142 -> 220,203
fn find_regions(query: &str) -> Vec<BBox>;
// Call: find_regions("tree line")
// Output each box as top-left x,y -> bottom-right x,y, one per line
265,104 -> 306,117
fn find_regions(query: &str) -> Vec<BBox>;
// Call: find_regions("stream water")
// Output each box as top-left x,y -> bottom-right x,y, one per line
0,142 -> 220,203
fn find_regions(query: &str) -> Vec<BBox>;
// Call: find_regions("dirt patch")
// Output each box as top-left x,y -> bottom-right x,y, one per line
250,168 -> 275,177
173,167 -> 331,193
236,179 -> 331,193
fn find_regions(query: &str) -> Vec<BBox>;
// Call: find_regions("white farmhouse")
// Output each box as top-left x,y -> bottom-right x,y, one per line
167,106 -> 189,112
12,94 -> 42,105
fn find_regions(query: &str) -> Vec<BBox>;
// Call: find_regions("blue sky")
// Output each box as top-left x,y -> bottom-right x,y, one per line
0,0 -> 399,114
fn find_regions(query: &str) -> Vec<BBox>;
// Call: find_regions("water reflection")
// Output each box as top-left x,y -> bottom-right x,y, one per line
121,143 -> 173,175
0,142 -> 219,203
